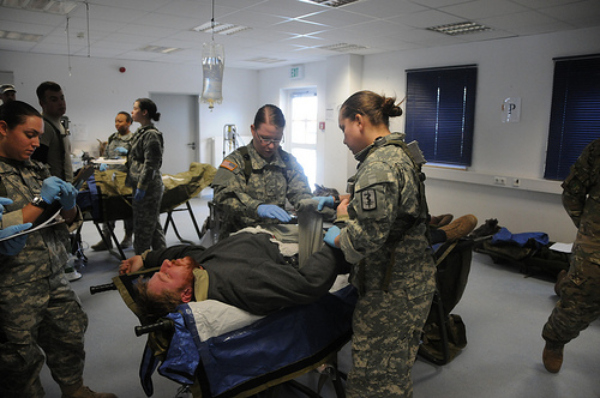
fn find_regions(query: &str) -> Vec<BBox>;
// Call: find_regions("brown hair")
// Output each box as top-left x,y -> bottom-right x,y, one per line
340,90 -> 403,128
135,98 -> 161,122
253,104 -> 285,129
0,101 -> 42,129
135,276 -> 184,324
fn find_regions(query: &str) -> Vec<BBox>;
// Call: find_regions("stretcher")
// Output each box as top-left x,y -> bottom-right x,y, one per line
76,162 -> 216,259
91,268 -> 355,398
90,220 -> 473,397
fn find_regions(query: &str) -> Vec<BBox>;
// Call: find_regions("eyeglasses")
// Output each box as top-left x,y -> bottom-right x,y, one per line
255,133 -> 283,146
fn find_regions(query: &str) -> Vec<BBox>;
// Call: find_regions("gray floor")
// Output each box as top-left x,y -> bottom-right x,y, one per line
39,196 -> 600,398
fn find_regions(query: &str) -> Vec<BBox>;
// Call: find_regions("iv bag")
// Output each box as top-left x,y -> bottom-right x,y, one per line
201,41 -> 225,110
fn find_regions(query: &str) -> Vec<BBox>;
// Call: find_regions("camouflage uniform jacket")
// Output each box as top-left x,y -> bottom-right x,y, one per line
211,142 -> 312,233
0,157 -> 71,287
125,125 -> 163,191
561,137 -> 600,270
338,132 -> 436,296
105,130 -> 135,172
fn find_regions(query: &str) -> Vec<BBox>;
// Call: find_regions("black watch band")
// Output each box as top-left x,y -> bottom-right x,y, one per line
333,194 -> 341,206
31,196 -> 49,209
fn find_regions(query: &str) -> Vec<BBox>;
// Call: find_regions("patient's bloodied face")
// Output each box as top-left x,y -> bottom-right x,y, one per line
147,256 -> 196,297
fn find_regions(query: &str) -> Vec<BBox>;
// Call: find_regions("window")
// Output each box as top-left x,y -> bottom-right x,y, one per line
405,65 -> 477,167
286,89 -> 318,189
544,55 -> 600,181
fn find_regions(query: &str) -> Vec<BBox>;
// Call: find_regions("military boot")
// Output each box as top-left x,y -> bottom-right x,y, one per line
60,381 -> 117,398
91,239 -> 113,251
542,341 -> 564,373
120,232 -> 133,249
439,214 -> 478,241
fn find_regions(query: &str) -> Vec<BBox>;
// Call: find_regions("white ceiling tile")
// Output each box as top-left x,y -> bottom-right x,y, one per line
442,0 -> 530,20
388,9 -> 465,28
343,0 -> 429,19
298,9 -> 374,27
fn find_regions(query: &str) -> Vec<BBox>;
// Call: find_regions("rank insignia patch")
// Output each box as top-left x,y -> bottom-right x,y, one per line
361,189 -> 377,210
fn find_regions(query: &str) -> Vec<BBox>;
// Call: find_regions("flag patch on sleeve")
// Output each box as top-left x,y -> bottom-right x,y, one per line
219,160 -> 238,171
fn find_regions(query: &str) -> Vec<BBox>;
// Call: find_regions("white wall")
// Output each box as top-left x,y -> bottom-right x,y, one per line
0,51 -> 259,167
360,26 -> 600,242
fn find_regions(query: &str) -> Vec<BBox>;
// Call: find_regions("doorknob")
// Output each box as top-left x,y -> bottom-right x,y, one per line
187,142 -> 196,150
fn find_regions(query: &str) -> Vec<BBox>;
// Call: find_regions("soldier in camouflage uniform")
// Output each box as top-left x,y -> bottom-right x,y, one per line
92,111 -> 135,251
126,98 -> 166,255
542,137 -> 600,373
211,104 -> 313,239
0,101 -> 116,397
322,91 -> 436,398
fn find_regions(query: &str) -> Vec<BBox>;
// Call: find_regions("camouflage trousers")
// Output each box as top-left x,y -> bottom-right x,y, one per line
133,182 -> 166,255
346,288 -> 433,398
0,272 -> 88,398
542,255 -> 600,345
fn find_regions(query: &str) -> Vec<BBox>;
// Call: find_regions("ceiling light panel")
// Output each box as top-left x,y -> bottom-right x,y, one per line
0,29 -> 43,42
192,22 -> 251,36
318,42 -> 368,52
300,0 -> 361,7
2,0 -> 79,14
427,21 -> 491,36
139,45 -> 181,54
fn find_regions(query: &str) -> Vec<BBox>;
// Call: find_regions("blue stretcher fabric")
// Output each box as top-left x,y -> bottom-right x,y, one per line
491,227 -> 549,249
141,285 -> 357,398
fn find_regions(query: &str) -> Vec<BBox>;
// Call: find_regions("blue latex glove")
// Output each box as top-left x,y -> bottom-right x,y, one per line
324,225 -> 341,248
58,181 -> 78,210
313,196 -> 335,211
99,163 -> 108,171
40,176 -> 63,204
257,204 -> 291,223
0,223 -> 32,256
114,146 -> 128,155
0,197 -> 12,215
134,188 -> 146,202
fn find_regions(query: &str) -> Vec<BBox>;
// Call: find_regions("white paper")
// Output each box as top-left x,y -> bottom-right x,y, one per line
0,209 -> 64,242
550,242 -> 573,253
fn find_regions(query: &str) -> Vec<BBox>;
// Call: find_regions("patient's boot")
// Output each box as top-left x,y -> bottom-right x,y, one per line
429,213 -> 453,228
61,381 -> 117,398
439,214 -> 478,241
542,341 -> 564,373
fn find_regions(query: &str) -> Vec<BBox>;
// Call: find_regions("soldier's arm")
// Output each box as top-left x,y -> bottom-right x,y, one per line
212,155 -> 262,218
138,131 -> 163,190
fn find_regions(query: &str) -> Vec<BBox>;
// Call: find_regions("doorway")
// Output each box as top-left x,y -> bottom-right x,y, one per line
150,93 -> 199,175
285,88 -> 318,190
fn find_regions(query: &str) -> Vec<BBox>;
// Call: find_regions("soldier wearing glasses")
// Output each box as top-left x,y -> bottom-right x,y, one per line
211,104 -> 313,239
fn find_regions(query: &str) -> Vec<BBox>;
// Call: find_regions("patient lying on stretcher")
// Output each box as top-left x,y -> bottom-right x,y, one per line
119,229 -> 351,323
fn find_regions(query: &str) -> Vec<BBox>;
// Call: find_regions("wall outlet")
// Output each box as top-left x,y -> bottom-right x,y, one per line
494,176 -> 507,186
512,178 -> 521,187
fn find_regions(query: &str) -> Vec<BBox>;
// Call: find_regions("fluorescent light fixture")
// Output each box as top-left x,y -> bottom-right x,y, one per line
1,0 -> 79,14
0,29 -> 43,42
318,42 -> 368,52
139,45 -> 181,54
192,22 -> 251,36
299,0 -> 360,7
427,21 -> 491,36
246,57 -> 287,64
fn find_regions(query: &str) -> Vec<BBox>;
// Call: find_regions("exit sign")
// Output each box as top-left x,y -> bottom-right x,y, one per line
290,65 -> 304,80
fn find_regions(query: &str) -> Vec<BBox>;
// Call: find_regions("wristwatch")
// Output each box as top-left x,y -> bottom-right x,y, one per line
31,196 -> 49,209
